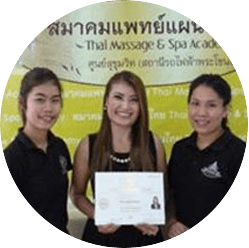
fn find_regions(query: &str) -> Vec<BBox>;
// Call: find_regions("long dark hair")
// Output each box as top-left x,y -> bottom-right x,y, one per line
90,71 -> 155,173
188,74 -> 231,128
18,67 -> 62,125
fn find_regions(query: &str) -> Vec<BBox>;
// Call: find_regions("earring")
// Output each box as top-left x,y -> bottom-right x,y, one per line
104,106 -> 107,111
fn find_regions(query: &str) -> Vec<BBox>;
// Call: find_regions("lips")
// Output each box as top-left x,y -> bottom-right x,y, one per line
194,119 -> 210,127
39,115 -> 55,123
116,111 -> 133,118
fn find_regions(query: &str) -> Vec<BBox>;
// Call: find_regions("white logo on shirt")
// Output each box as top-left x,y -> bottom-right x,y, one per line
59,155 -> 68,175
201,161 -> 222,179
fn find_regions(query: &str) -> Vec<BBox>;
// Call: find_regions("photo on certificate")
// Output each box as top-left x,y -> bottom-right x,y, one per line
151,196 -> 161,210
94,172 -> 165,226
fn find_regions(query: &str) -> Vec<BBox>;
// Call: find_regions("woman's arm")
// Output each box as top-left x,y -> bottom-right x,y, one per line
153,133 -> 167,173
70,138 -> 94,218
166,144 -> 189,238
70,137 -> 120,234
4,147 -> 28,192
153,134 -> 189,238
167,221 -> 189,238
135,133 -> 167,237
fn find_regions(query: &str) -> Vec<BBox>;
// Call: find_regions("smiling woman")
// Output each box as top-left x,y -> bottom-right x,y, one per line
105,81 -> 140,131
22,83 -> 62,143
188,85 -> 228,149
167,74 -> 246,238
70,71 -> 167,247
4,67 -> 72,233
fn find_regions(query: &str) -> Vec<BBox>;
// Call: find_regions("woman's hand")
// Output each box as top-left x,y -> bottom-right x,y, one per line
98,224 -> 120,234
168,221 -> 189,238
136,224 -> 159,236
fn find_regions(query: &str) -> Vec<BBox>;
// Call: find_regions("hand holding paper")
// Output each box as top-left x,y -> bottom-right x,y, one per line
95,172 -> 165,226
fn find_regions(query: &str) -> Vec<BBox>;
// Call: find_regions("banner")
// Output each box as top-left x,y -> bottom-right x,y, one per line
20,1 -> 234,85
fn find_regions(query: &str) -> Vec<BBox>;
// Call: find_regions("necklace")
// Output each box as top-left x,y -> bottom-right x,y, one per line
110,154 -> 131,164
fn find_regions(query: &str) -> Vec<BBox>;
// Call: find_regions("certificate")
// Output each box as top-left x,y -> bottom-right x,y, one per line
95,172 -> 165,225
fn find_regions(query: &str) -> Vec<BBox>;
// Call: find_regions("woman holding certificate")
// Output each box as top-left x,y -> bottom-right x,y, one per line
70,71 -> 166,247
167,74 -> 246,238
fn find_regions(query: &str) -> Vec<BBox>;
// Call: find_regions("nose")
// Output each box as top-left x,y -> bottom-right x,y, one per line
198,105 -> 207,116
43,100 -> 53,112
121,100 -> 131,110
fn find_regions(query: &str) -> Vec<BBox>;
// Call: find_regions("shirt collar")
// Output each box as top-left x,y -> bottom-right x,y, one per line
185,128 -> 233,151
16,128 -> 56,150
185,132 -> 197,147
210,128 -> 233,151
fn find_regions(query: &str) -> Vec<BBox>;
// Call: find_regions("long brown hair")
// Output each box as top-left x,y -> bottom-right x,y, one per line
90,71 -> 155,174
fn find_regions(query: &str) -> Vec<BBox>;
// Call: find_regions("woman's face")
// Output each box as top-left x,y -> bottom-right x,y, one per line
188,85 -> 228,136
105,81 -> 140,129
23,81 -> 61,132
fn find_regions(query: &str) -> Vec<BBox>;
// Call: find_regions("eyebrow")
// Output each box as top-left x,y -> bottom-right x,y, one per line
113,91 -> 138,97
191,97 -> 219,103
34,93 -> 61,98
34,93 -> 46,97
113,91 -> 124,95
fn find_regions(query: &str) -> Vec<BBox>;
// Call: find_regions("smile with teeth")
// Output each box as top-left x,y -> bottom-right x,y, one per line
116,111 -> 132,118
39,115 -> 55,123
194,119 -> 210,126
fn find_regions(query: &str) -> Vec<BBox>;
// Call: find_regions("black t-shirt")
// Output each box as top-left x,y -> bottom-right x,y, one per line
4,130 -> 72,233
168,128 -> 246,228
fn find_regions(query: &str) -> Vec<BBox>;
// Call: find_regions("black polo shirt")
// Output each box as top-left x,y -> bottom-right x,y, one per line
168,128 -> 246,228
4,130 -> 72,233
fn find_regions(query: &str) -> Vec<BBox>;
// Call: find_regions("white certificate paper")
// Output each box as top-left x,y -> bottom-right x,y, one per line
95,172 -> 165,225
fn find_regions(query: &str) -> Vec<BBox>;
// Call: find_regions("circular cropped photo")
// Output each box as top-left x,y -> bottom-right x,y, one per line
1,0 -> 247,247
